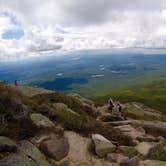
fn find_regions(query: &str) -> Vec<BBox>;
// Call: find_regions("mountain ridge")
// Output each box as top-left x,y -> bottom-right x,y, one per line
0,82 -> 166,166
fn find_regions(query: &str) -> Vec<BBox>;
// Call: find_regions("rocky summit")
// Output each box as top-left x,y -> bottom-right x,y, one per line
0,82 -> 166,166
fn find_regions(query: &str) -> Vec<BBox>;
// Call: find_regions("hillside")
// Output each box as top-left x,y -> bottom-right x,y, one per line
94,78 -> 166,115
0,82 -> 166,166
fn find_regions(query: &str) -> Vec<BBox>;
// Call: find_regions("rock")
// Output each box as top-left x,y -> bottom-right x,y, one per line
51,103 -> 79,117
157,136 -> 165,142
147,141 -> 166,161
135,142 -> 156,157
139,160 -> 166,166
92,134 -> 116,158
52,103 -> 68,112
133,121 -> 166,138
50,157 -> 70,166
0,136 -> 17,152
30,113 -> 55,129
40,135 -> 69,161
136,135 -> 157,142
106,153 -> 129,164
18,140 -> 51,166
118,146 -> 137,158
64,131 -> 114,166
107,120 -> 134,126
82,103 -> 99,117
67,93 -> 94,106
114,125 -> 146,143
127,156 -> 140,166
54,125 -> 64,136
0,153 -> 36,166
99,114 -> 124,122
12,85 -> 54,97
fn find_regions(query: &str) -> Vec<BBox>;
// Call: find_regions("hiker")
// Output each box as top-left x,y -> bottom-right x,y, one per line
117,103 -> 122,116
108,98 -> 114,113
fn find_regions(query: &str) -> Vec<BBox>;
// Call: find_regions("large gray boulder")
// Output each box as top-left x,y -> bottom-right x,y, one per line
0,153 -> 36,166
0,141 -> 51,166
30,113 -> 55,129
40,135 -> 69,161
18,141 -> 51,166
92,134 -> 116,158
0,136 -> 17,152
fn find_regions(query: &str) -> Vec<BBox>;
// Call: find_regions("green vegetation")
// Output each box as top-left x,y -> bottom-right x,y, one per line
94,79 -> 166,115
0,83 -> 133,145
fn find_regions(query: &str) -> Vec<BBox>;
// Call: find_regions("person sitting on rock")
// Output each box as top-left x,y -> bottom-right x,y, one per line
108,98 -> 114,113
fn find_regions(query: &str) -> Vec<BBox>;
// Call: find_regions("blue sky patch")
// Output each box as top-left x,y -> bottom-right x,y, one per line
2,29 -> 24,39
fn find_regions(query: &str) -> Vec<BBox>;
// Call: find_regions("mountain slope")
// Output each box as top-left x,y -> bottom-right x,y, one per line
0,82 -> 166,165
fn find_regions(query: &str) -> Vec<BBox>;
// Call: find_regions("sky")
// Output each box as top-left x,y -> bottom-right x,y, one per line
1,0 -> 166,60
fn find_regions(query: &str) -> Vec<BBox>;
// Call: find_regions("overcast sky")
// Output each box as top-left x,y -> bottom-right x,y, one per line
1,0 -> 166,60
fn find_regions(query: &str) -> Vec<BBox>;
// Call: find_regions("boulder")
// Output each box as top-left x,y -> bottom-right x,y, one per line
82,103 -> 99,117
114,125 -> 146,140
136,135 -> 157,142
18,140 -> 51,166
64,131 -> 115,166
30,113 -> 55,129
147,141 -> 166,161
67,93 -> 94,106
52,103 -> 68,112
118,146 -> 137,158
157,136 -> 165,142
139,160 -> 166,166
40,135 -> 69,161
92,134 -> 116,158
127,156 -> 140,166
0,136 -> 17,152
106,153 -> 129,164
0,153 -> 36,166
133,121 -> 166,138
135,142 -> 156,157
99,114 -> 124,122
50,157 -> 70,166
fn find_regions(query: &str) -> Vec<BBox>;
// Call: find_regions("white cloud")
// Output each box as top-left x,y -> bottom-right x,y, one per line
1,0 -> 166,60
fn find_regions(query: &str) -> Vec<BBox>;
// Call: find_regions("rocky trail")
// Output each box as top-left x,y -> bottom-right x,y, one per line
0,83 -> 166,166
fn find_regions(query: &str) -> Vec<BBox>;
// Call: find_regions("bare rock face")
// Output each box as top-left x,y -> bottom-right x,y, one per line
40,135 -> 69,161
92,134 -> 116,158
0,136 -> 17,152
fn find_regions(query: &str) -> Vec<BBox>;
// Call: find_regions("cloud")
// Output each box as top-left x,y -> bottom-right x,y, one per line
1,0 -> 166,60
